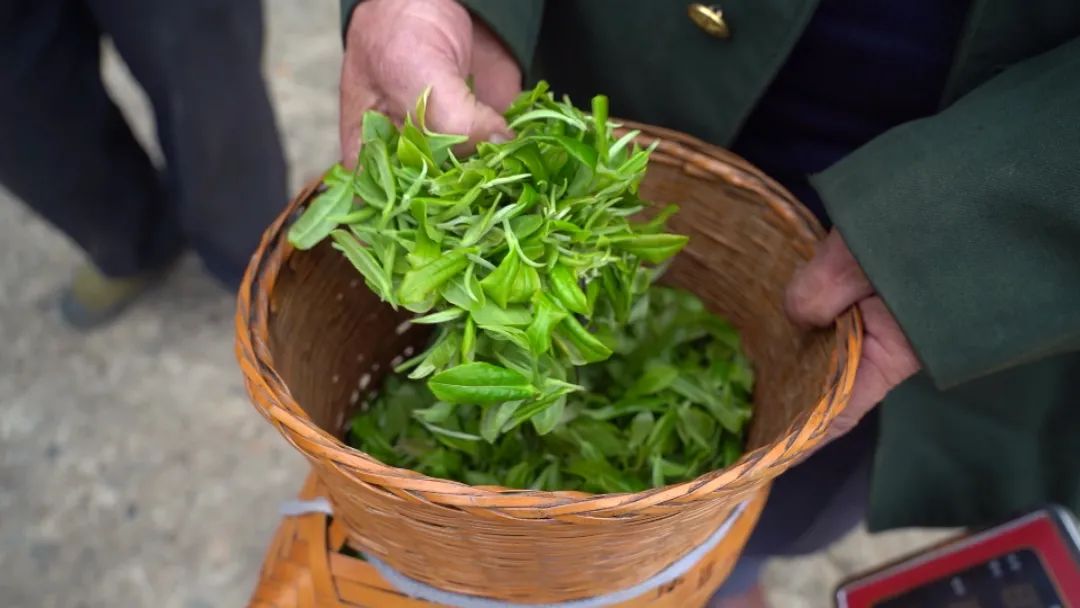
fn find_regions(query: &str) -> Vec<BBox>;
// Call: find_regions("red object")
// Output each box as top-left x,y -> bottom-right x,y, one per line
836,506 -> 1080,607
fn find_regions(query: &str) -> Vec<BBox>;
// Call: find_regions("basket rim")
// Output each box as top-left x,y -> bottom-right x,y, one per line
235,120 -> 863,514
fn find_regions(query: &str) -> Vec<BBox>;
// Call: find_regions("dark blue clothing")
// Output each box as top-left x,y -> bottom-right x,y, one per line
730,0 -> 971,225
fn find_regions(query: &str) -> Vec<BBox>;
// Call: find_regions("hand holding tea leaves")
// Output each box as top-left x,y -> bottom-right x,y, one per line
340,0 -> 520,163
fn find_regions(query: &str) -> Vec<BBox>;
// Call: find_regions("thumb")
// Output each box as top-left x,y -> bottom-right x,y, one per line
374,0 -> 508,143
393,56 -> 512,145
785,230 -> 874,327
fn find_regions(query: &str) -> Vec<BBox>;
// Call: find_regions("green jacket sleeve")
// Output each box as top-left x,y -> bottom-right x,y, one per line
340,0 -> 545,70
811,36 -> 1080,389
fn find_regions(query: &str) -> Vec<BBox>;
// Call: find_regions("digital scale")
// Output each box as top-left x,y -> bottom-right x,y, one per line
836,505 -> 1080,608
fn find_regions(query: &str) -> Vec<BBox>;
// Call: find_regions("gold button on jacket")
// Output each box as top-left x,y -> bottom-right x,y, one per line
688,3 -> 731,39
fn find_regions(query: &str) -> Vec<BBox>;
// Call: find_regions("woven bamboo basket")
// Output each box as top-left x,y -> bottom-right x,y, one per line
235,121 -> 862,605
249,472 -> 770,608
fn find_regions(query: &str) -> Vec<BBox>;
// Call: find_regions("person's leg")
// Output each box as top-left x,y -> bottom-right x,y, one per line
0,1 -> 183,280
710,410 -> 878,606
86,0 -> 289,289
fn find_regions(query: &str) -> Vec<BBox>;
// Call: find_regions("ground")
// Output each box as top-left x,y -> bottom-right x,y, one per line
0,2 -> 950,606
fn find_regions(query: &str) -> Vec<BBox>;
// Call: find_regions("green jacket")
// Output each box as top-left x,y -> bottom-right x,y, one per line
341,0 -> 1080,531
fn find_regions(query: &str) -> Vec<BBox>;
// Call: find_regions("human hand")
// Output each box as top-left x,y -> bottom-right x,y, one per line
339,0 -> 521,165
785,229 -> 922,443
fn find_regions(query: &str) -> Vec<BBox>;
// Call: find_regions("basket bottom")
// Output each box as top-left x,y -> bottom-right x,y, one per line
248,474 -> 769,608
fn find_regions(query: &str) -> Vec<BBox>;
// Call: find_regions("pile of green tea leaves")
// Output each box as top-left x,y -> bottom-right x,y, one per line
352,287 -> 752,492
288,81 -> 754,492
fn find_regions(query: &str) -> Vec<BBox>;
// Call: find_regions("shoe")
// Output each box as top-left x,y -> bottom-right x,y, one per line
58,262 -> 171,330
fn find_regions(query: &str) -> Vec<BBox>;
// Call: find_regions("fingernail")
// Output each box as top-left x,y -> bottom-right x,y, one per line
488,134 -> 509,144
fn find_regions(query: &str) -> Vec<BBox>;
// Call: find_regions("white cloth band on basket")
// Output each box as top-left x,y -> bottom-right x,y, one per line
282,497 -> 749,608
279,497 -> 334,516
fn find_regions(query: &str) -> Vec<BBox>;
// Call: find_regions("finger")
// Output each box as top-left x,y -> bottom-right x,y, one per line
382,2 -> 510,142
371,6 -> 510,146
339,0 -> 392,167
785,229 -> 874,327
390,56 -> 512,145
858,297 -> 922,388
339,62 -> 382,168
470,20 -> 522,114
826,296 -> 920,442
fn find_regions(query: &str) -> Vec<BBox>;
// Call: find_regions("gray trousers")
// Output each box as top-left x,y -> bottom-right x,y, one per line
0,0 -> 287,287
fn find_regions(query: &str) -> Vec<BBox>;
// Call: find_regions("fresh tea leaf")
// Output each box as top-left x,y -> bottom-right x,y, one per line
288,182 -> 353,250
526,294 -> 568,355
481,399 -> 522,443
480,251 -> 520,309
554,316 -> 613,365
611,234 -> 689,263
420,420 -> 483,442
677,404 -> 717,451
413,401 -> 455,424
399,248 -> 475,307
530,393 -> 566,435
412,308 -> 466,325
626,364 -> 680,397
548,264 -> 590,315
330,230 -> 394,302
362,111 -> 395,145
428,362 -> 536,405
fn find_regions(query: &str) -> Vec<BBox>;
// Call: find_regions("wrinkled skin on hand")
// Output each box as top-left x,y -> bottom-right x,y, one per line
339,0 -> 520,165
785,229 -> 922,445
